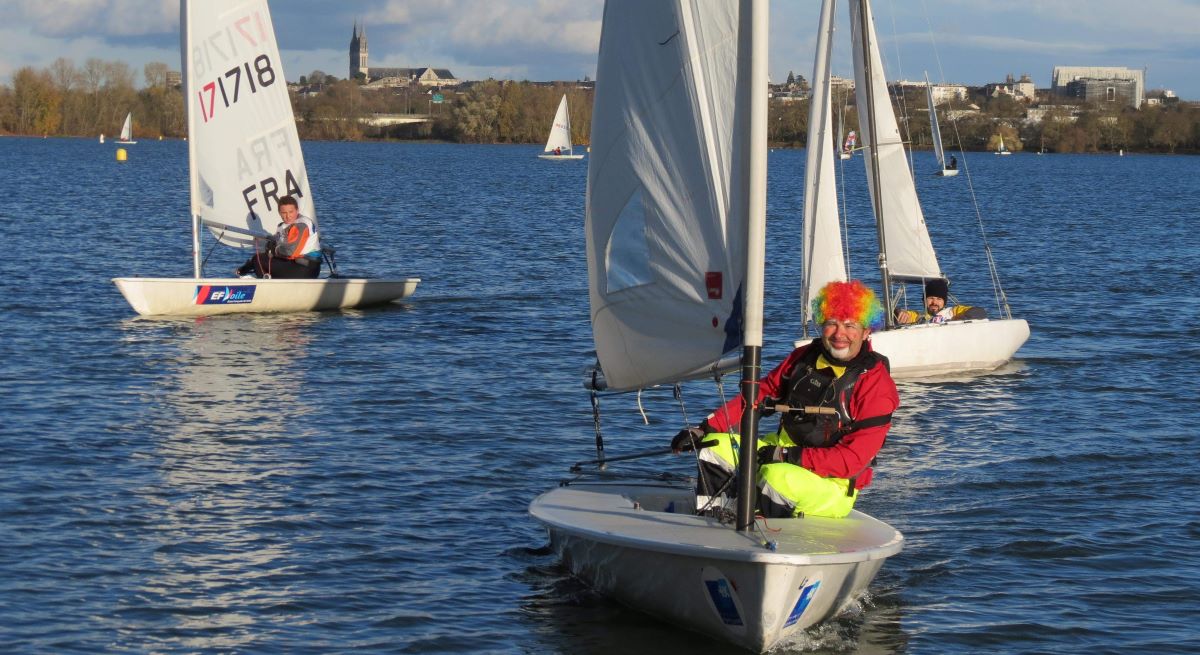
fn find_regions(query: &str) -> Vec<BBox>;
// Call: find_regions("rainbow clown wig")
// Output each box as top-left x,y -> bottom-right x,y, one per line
811,280 -> 885,331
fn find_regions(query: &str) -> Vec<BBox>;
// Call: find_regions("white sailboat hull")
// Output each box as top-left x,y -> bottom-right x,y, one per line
113,276 -> 420,316
530,483 -> 902,652
537,153 -> 585,160
936,168 -> 959,177
868,318 -> 1029,378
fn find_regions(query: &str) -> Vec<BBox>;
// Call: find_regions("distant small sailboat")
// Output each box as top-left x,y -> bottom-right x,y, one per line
99,133 -> 105,144
995,133 -> 1011,155
538,94 -> 584,160
116,113 -> 137,145
926,73 -> 958,177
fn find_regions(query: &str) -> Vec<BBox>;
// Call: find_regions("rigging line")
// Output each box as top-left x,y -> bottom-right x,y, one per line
200,228 -> 225,272
919,0 -> 1012,318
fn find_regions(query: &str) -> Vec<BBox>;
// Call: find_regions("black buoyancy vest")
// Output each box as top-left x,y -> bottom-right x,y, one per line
777,341 -> 891,448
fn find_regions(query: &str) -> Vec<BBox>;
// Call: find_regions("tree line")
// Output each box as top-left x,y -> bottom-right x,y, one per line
3,57 -> 1198,155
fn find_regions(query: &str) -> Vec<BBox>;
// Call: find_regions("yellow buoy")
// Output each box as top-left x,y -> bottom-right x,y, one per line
116,148 -> 127,162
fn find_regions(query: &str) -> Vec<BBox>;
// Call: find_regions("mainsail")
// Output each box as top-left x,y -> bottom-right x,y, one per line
543,94 -> 575,155
801,0 -> 846,328
181,0 -> 315,250
850,0 -> 941,281
586,0 -> 746,391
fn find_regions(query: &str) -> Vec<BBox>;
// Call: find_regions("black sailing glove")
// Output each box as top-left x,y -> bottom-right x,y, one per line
671,425 -> 713,453
757,445 -> 803,465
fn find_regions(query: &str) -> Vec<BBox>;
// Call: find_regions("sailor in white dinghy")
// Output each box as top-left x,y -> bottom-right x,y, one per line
672,280 -> 899,519
894,277 -> 986,325
234,195 -> 323,279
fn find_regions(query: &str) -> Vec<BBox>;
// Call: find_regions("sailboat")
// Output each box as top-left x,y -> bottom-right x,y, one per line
529,2 -> 902,651
995,133 -> 1012,155
116,112 -> 137,144
800,0 -> 1028,378
925,73 -> 958,177
113,0 -> 419,317
537,94 -> 584,160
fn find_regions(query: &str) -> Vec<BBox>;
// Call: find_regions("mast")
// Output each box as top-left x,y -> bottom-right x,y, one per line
181,0 -> 202,278
735,0 -> 768,533
855,0 -> 894,327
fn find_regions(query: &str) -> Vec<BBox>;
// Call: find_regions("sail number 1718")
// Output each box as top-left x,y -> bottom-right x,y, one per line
197,55 -> 276,123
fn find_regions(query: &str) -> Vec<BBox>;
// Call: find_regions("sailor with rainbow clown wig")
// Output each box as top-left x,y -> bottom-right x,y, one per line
671,280 -> 899,519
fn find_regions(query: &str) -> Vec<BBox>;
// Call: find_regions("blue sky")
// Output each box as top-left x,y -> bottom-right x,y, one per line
2,0 -> 1197,98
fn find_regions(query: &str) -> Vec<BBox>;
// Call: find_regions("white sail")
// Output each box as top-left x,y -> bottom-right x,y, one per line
850,0 -> 941,281
181,0 -> 315,250
119,113 -> 134,141
586,0 -> 745,391
925,72 -> 947,169
801,0 -> 846,327
543,94 -> 574,155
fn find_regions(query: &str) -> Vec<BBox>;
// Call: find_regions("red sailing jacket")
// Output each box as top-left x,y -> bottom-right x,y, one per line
703,340 -> 899,489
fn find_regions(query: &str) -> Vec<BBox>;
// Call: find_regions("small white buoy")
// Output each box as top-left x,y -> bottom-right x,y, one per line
116,148 -> 128,162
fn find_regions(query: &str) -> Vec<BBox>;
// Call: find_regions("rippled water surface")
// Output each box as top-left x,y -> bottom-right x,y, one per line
1,137 -> 1198,654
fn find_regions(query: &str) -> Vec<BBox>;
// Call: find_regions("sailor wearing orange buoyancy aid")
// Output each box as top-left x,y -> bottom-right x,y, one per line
235,195 -> 322,279
670,280 -> 899,519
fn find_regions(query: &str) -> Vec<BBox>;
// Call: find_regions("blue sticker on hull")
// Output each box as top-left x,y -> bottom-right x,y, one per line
784,579 -> 821,627
704,579 -> 744,626
194,284 -> 256,305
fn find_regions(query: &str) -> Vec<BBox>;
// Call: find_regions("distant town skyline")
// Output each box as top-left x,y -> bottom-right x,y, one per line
1,0 -> 1196,99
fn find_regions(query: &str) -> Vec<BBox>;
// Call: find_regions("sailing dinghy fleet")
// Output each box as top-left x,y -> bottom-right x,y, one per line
113,0 -> 419,317
532,0 -> 1029,651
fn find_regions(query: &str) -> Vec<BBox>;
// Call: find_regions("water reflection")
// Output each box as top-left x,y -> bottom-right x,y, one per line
116,314 -> 324,650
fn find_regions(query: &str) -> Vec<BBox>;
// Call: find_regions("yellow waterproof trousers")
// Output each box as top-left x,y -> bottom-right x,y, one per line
697,432 -> 858,518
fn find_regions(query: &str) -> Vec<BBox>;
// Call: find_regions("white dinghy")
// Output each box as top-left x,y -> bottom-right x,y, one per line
113,0 -> 419,317
537,94 -> 585,160
797,0 -> 1028,378
530,2 -> 902,651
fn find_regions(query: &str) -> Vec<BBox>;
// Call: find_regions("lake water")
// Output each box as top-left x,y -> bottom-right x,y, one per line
1,137 -> 1198,654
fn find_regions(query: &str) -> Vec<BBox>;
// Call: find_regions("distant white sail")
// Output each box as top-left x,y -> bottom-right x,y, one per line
586,0 -> 744,391
115,112 -> 136,142
801,0 -> 846,327
543,94 -> 575,155
926,73 -> 948,169
850,0 -> 941,281
181,0 -> 314,250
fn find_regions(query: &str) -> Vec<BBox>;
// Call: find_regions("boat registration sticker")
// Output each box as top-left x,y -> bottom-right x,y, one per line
194,285 -> 256,305
784,575 -> 822,627
700,566 -> 745,633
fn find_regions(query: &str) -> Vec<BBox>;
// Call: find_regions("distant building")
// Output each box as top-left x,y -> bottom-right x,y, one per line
1145,89 -> 1178,106
1052,66 -> 1144,108
350,22 -> 459,87
165,70 -> 182,89
1065,78 -> 1139,107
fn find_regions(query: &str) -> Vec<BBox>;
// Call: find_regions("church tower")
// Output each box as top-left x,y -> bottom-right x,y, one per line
350,21 -> 369,81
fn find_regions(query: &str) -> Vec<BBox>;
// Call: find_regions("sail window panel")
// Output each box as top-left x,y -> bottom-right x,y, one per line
605,187 -> 653,293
